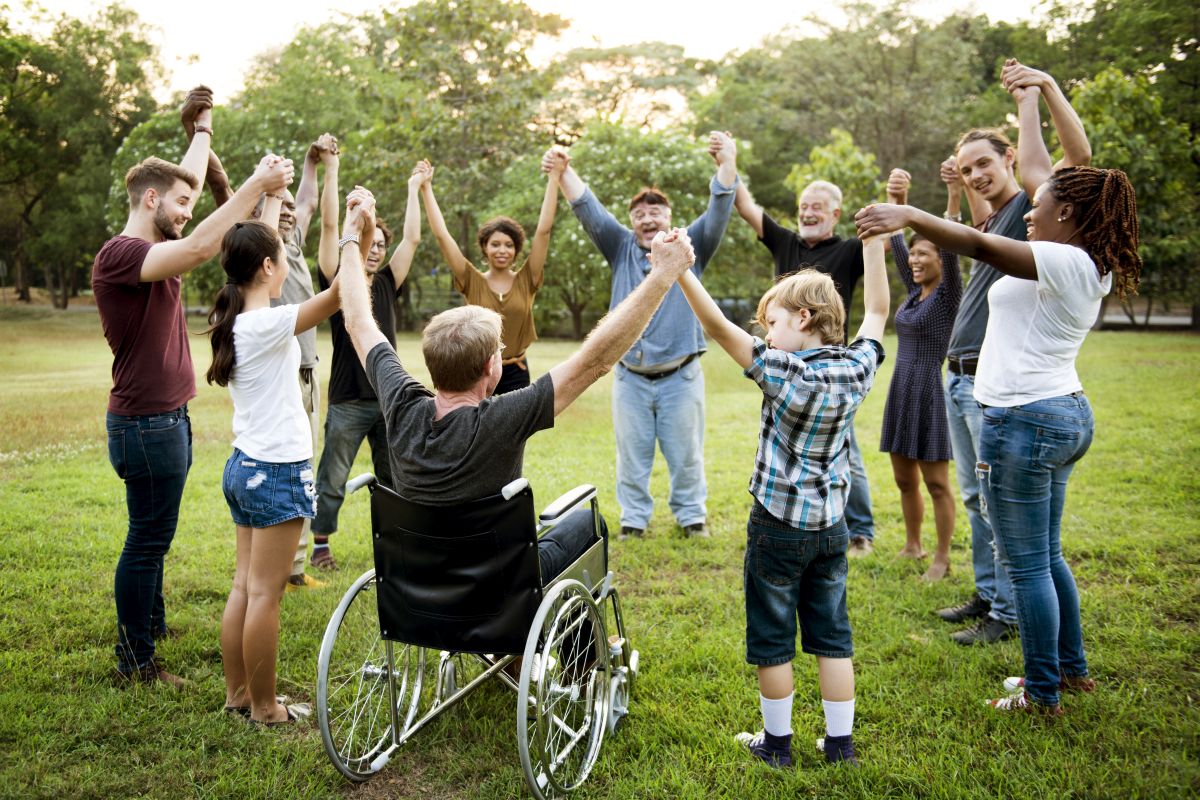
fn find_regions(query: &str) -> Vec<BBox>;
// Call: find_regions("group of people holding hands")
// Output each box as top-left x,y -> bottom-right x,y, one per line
92,56 -> 1139,767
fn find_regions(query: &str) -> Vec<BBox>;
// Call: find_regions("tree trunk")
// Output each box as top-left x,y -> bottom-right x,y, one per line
1142,292 -> 1153,328
1192,303 -> 1199,332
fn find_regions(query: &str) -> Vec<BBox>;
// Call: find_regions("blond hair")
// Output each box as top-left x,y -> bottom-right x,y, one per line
755,269 -> 846,346
124,157 -> 199,206
422,305 -> 503,391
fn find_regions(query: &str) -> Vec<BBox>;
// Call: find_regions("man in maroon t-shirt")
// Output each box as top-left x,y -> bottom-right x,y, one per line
93,87 -> 294,686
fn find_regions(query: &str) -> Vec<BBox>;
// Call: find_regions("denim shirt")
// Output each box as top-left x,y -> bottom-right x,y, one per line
569,175 -> 737,369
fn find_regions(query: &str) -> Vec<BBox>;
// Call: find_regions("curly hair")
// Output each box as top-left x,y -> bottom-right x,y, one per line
477,216 -> 525,256
1047,167 -> 1142,299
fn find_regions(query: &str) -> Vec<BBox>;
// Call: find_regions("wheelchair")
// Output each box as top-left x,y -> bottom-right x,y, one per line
316,473 -> 639,799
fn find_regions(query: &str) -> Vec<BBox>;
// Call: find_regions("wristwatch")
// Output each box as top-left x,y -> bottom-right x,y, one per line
337,235 -> 360,252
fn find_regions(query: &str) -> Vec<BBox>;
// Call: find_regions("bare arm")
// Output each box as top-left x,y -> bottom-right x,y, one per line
855,236 -> 889,343
677,270 -> 754,368
548,229 -> 696,415
205,151 -> 233,208
387,161 -> 429,287
419,176 -> 471,284
178,87 -> 213,214
1013,86 -> 1055,197
259,192 -> 282,231
856,203 -> 1036,281
526,160 -> 563,286
340,189 -> 388,368
733,180 -> 764,238
295,273 -> 340,334
1003,60 -> 1091,179
138,156 -> 293,283
317,153 -> 340,280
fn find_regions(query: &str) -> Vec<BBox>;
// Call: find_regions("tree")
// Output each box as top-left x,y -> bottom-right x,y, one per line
1071,68 -> 1200,325
0,3 -> 158,305
483,121 -> 763,338
785,128 -> 885,239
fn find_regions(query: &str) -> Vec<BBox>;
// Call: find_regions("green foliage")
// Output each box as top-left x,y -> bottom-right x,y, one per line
785,128 -> 885,238
0,2 -> 158,305
1072,68 -> 1200,305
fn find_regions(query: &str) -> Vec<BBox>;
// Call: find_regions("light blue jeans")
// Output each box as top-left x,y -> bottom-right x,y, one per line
978,394 -> 1094,705
844,422 -> 874,541
945,373 -> 1016,624
611,360 -> 706,530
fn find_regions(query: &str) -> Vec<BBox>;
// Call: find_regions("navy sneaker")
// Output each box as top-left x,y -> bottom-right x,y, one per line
735,730 -> 792,768
816,734 -> 859,766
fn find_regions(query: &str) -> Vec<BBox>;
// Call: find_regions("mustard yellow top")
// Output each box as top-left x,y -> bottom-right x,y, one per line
454,261 -> 542,360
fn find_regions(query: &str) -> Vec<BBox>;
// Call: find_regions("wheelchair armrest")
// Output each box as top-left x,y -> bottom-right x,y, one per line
538,484 -> 596,523
501,478 -> 530,501
346,473 -> 376,495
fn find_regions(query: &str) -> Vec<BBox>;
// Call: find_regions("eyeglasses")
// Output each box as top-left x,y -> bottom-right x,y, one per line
368,241 -> 387,252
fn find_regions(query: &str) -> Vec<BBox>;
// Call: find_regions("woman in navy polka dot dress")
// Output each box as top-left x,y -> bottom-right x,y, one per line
879,168 -> 963,581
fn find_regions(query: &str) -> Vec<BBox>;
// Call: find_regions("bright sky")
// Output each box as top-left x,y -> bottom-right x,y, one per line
39,0 -> 1045,101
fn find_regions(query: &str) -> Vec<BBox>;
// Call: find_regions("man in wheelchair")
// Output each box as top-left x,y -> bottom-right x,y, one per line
335,189 -> 699,574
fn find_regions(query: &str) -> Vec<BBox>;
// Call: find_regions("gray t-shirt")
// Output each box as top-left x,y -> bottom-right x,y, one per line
946,191 -> 1031,360
365,342 -> 555,503
271,227 -> 318,368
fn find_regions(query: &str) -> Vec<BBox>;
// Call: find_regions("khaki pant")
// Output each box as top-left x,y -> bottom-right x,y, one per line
292,367 -> 320,577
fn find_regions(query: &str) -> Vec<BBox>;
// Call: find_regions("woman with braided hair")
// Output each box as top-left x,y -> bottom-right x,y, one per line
855,66 -> 1140,715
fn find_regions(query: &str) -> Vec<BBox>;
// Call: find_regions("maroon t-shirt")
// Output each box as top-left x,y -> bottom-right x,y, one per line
92,235 -> 196,415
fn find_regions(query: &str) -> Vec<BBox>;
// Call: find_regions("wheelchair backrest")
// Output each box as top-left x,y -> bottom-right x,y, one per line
370,481 -> 544,655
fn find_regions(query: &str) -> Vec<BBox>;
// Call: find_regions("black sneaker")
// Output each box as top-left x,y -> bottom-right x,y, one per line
817,734 -> 859,766
618,527 -> 644,541
735,730 -> 792,768
951,615 -> 1017,645
936,593 -> 991,623
683,522 -> 710,538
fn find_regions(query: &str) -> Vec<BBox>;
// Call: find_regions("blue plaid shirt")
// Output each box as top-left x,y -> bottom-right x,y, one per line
744,336 -> 884,530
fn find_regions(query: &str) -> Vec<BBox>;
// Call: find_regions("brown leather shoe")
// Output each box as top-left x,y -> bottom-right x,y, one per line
117,659 -> 188,690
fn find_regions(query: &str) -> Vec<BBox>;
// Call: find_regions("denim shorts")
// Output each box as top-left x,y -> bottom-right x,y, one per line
744,500 -> 853,665
222,449 -> 317,529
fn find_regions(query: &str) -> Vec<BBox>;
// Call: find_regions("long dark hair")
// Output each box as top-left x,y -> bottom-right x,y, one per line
1047,167 -> 1142,299
205,221 -> 281,386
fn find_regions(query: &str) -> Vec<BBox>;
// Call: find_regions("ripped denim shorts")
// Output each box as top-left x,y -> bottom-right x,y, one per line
222,448 -> 317,528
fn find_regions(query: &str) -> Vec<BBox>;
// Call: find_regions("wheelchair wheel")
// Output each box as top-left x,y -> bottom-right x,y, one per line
317,569 -> 425,781
517,580 -> 610,799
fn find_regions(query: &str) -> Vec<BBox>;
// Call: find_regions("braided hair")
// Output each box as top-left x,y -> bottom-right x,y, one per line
1047,167 -> 1142,299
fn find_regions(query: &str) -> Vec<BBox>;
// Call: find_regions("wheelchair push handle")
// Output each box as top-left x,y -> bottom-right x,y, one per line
346,473 -> 376,495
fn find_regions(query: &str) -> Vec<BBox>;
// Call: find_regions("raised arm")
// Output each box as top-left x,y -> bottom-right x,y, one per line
708,130 -> 738,190
884,168 -> 916,292
543,148 -> 586,203
733,181 -> 765,238
547,229 -> 696,415
387,161 -> 429,287
204,151 -> 233,208
856,203 -> 1036,281
1003,60 -> 1091,195
317,145 -> 341,280
855,235 -> 889,343
526,150 -> 566,285
685,133 -> 739,267
677,270 -> 754,368
295,134 -> 335,234
339,188 -> 388,368
178,86 -> 214,214
419,171 -> 471,284
138,156 -> 294,283
259,192 -> 283,231
295,272 -> 340,335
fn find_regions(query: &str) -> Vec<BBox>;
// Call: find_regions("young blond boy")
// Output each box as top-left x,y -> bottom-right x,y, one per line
675,234 -> 889,767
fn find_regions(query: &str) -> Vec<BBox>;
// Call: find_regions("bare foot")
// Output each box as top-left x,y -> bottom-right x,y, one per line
921,560 -> 951,582
897,546 -> 927,559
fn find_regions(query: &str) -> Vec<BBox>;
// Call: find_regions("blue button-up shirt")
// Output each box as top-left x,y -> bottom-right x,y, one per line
569,175 -> 737,369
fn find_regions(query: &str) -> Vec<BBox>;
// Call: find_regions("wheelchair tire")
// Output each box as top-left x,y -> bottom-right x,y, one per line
517,579 -> 610,799
317,568 -> 425,782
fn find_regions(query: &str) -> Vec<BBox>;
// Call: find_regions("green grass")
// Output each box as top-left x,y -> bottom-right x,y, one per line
0,308 -> 1197,799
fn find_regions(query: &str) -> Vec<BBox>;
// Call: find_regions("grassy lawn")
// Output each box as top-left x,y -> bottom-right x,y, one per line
0,307 -> 1196,799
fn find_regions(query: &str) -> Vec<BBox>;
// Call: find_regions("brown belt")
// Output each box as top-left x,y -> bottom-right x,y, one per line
947,355 -> 978,376
502,353 -> 528,370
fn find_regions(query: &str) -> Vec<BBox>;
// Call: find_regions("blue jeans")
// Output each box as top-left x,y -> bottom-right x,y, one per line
611,360 -> 706,530
313,400 -> 394,535
844,421 -> 874,541
538,507 -> 608,583
946,373 -> 1016,624
978,394 -> 1094,705
222,449 -> 317,528
106,406 -> 192,672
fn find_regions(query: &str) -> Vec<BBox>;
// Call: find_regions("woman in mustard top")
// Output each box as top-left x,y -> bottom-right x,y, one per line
420,152 -> 565,394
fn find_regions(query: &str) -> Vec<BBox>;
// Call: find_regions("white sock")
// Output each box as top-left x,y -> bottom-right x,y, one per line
822,698 -> 855,738
760,693 -> 793,737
